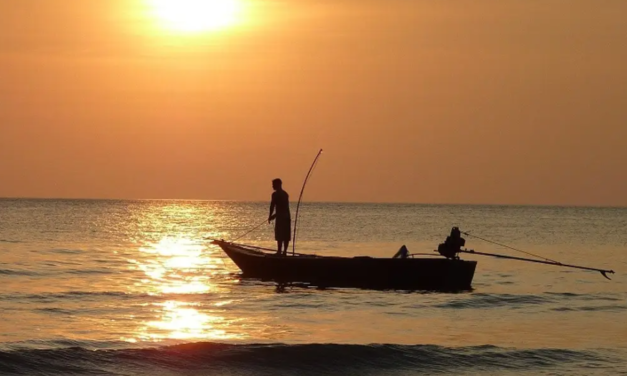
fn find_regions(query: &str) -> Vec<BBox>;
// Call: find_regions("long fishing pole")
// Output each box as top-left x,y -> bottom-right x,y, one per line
292,149 -> 323,255
461,231 -> 558,263
459,249 -> 615,280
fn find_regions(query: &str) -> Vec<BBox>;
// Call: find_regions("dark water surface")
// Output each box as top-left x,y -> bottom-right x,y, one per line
0,199 -> 625,375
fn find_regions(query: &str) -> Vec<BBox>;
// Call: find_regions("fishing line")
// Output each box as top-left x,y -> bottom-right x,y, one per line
232,218 -> 268,242
461,231 -> 559,263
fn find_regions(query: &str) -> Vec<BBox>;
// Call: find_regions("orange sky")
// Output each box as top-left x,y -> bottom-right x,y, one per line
1,0 -> 626,206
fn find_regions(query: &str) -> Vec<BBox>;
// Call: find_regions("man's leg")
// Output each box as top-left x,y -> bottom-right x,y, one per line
276,241 -> 281,254
283,241 -> 289,255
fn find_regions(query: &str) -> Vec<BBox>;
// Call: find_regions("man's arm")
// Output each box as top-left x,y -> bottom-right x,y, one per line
268,194 -> 276,223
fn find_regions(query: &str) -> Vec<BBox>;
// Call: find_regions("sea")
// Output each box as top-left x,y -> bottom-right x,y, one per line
0,199 -> 625,375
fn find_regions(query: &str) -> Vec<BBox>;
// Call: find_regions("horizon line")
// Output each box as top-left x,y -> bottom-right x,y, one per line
0,196 -> 625,209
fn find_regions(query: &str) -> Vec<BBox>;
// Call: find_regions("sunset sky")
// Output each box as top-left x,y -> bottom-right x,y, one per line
1,1 -> 625,206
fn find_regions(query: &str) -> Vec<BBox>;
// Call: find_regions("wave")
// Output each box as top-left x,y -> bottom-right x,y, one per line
0,239 -> 23,244
1,291 -> 222,305
435,293 -> 550,309
434,292 -> 624,310
0,268 -> 114,277
63,268 -> 116,275
0,268 -> 121,278
0,269 -> 38,276
0,342 -> 621,376
544,292 -> 622,302
552,304 -> 627,312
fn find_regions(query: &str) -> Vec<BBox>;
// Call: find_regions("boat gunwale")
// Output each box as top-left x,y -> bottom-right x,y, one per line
214,239 -> 472,262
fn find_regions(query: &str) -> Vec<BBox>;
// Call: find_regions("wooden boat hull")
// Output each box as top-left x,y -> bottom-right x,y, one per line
214,241 -> 477,290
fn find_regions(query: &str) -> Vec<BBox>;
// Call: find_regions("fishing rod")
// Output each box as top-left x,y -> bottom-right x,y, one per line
231,218 -> 268,241
461,231 -> 558,263
452,229 -> 614,280
459,249 -> 615,280
292,149 -> 323,255
203,218 -> 267,244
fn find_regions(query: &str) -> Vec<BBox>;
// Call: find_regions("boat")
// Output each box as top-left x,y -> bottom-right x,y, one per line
212,226 -> 614,290
212,227 -> 478,290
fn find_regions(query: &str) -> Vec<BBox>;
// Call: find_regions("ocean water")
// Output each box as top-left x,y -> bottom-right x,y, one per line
0,199 -> 625,375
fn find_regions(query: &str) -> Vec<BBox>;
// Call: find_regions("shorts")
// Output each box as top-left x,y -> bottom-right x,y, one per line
275,218 -> 292,241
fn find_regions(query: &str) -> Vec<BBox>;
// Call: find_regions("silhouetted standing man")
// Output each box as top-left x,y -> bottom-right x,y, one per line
268,178 -> 291,255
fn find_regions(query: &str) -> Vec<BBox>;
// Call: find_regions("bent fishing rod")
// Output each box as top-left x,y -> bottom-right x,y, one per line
292,149 -> 323,255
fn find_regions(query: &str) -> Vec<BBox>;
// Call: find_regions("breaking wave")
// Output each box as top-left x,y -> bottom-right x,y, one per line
0,342 -> 620,376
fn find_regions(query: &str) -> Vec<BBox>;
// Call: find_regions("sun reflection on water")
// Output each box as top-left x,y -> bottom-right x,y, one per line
126,219 -> 242,341
144,301 -> 241,340
132,237 -> 225,295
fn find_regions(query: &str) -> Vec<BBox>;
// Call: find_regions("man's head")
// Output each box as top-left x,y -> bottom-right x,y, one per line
272,178 -> 282,191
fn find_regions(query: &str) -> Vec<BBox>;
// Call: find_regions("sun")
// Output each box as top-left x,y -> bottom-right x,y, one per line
148,0 -> 242,33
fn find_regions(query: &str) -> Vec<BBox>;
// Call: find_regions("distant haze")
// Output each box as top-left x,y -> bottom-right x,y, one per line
1,0 -> 626,206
